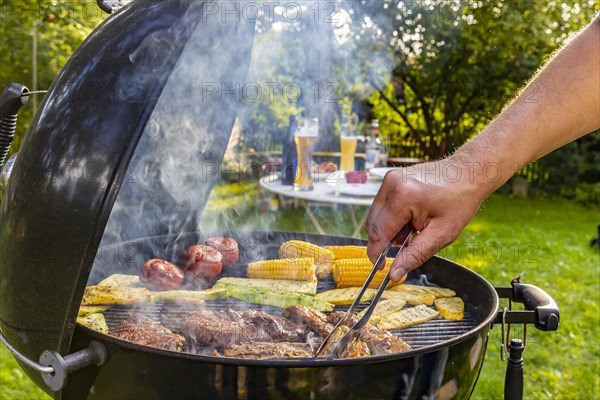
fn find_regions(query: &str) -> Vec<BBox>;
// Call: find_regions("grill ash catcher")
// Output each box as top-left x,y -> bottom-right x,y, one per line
0,1 -> 559,399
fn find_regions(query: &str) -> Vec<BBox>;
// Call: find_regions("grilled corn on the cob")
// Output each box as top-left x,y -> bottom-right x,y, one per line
332,258 -> 405,288
247,257 -> 317,282
279,240 -> 334,279
324,245 -> 368,259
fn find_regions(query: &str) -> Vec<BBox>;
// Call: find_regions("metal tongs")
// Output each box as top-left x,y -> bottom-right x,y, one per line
314,224 -> 416,358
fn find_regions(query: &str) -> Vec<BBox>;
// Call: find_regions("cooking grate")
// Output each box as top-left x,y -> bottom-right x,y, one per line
100,298 -> 478,355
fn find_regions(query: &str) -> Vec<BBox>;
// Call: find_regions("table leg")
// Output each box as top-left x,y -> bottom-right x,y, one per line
351,206 -> 369,239
349,205 -> 358,229
304,201 -> 326,235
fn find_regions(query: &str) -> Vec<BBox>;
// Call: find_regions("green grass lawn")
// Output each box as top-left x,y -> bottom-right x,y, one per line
1,192 -> 598,399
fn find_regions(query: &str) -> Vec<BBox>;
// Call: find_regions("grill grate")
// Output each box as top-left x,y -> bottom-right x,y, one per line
101,298 -> 478,355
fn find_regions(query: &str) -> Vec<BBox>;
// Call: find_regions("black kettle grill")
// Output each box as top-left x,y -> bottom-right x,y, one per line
0,1 -> 558,399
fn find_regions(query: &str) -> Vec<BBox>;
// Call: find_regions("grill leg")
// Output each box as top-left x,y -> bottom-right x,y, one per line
504,339 -> 525,400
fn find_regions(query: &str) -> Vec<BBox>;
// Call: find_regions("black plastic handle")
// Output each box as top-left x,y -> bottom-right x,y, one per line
0,84 -> 28,169
504,338 -> 525,400
0,83 -> 28,120
97,0 -> 124,14
512,283 -> 559,331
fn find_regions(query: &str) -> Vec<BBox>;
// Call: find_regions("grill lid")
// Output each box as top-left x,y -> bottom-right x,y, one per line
0,0 -> 256,383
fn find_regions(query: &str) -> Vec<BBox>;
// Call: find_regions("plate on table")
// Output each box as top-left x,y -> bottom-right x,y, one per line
369,167 -> 398,180
333,183 -> 381,197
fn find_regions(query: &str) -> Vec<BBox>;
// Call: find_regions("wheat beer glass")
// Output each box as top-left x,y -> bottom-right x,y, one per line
340,115 -> 358,172
293,117 -> 319,191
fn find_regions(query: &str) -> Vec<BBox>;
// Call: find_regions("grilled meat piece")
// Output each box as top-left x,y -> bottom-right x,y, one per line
224,342 -> 314,359
361,325 -> 412,355
325,310 -> 412,355
326,311 -> 359,327
181,308 -> 308,348
282,305 -> 332,337
341,338 -> 371,358
366,334 -> 412,355
316,325 -> 349,358
113,313 -> 185,352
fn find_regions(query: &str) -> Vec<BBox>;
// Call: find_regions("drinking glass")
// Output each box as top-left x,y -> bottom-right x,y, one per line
379,136 -> 390,168
340,115 -> 358,172
293,117 -> 319,191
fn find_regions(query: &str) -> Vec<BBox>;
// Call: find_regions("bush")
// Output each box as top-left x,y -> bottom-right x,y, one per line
575,183 -> 600,207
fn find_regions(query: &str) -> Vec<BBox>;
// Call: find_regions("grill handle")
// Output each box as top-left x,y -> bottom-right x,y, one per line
0,83 -> 28,171
494,283 -> 559,331
512,283 -> 559,331
504,338 -> 525,400
0,330 -> 107,392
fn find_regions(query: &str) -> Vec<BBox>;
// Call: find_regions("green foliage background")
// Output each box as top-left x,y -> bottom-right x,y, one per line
0,1 -> 598,398
0,0 -> 106,155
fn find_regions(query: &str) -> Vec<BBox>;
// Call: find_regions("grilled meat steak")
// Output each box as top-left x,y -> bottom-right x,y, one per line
181,308 -> 308,348
326,311 -> 359,326
341,338 -> 371,358
224,342 -> 314,359
282,304 -> 332,337
113,313 -> 185,352
325,309 -> 412,355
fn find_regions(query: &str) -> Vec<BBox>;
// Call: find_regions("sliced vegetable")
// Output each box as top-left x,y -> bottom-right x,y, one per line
377,305 -> 440,330
97,274 -> 140,288
381,290 -> 437,306
390,284 -> 455,298
215,277 -> 317,295
215,282 -> 334,312
151,288 -> 227,303
82,285 -> 151,305
434,297 -> 465,320
78,305 -> 111,318
76,313 -> 109,334
315,287 -> 377,305
357,298 -> 407,323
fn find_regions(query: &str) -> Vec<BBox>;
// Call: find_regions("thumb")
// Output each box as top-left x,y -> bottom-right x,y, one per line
389,224 -> 454,281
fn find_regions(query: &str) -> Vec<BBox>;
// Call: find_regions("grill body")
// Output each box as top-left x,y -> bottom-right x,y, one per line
61,231 -> 497,400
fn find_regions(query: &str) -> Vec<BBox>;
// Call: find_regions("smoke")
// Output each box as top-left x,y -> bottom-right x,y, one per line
89,0 -> 397,283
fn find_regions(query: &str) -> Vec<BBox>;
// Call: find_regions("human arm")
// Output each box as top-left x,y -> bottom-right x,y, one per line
366,19 -> 600,281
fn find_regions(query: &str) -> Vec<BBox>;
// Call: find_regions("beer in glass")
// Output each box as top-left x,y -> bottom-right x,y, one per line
340,115 -> 358,172
293,118 -> 319,191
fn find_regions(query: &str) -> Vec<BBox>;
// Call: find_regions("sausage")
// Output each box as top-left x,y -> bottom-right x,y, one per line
182,245 -> 223,282
140,259 -> 184,291
205,237 -> 239,268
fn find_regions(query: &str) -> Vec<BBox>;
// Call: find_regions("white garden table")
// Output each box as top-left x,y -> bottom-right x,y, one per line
259,172 -> 381,238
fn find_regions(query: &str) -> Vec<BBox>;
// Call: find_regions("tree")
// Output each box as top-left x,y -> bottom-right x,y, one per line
337,0 -> 597,159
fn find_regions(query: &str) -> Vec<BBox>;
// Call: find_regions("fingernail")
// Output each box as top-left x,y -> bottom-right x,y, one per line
390,268 -> 405,282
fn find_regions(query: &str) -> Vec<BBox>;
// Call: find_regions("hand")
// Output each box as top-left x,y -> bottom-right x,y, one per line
366,158 -> 486,281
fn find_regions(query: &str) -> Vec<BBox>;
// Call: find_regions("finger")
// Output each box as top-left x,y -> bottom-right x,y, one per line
365,181 -> 398,262
389,222 -> 457,281
366,202 -> 411,264
364,177 -> 393,242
